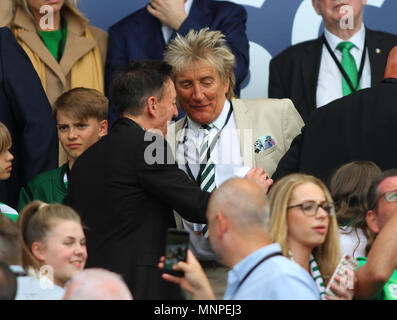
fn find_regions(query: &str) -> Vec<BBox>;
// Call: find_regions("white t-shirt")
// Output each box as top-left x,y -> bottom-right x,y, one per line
339,226 -> 367,258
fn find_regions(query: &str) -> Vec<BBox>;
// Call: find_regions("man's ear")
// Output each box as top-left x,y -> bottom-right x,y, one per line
312,0 -> 321,15
366,210 -> 380,234
146,96 -> 157,118
31,242 -> 45,263
215,212 -> 228,239
98,120 -> 108,137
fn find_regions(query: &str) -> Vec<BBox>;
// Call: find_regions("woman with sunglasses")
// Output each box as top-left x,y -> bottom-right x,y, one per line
268,173 -> 353,300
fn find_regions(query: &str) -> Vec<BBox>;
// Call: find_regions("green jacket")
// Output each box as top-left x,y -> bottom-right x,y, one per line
18,163 -> 68,212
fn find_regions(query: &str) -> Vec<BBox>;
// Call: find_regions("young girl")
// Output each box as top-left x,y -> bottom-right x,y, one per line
268,173 -> 352,300
18,200 -> 87,288
0,121 -> 17,222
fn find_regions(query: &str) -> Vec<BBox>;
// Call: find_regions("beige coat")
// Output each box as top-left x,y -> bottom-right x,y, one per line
0,0 -> 13,27
168,97 -> 304,229
168,97 -> 304,176
12,5 -> 108,165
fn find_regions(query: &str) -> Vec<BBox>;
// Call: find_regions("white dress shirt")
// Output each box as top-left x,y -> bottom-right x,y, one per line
161,0 -> 193,43
316,24 -> 371,108
177,100 -> 245,260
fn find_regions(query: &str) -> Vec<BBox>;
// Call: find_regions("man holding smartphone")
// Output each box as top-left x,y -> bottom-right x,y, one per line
159,178 -> 320,300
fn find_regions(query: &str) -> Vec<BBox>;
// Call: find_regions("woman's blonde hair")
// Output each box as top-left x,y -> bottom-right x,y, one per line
17,201 -> 82,272
0,122 -> 12,154
268,174 -> 340,285
164,28 -> 236,100
13,0 -> 79,21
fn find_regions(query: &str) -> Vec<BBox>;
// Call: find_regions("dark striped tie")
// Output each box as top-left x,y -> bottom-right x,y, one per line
194,124 -> 215,237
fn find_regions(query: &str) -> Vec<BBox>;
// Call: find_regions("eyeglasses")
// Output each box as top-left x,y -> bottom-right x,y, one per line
376,189 -> 397,204
287,201 -> 335,217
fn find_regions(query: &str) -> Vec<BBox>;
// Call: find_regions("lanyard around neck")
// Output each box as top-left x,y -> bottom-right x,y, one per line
230,251 -> 282,299
323,37 -> 367,94
182,103 -> 234,184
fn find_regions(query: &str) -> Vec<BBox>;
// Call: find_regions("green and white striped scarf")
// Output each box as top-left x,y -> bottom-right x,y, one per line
0,202 -> 18,222
309,255 -> 326,300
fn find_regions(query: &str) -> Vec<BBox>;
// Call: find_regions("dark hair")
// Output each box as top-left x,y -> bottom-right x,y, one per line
330,161 -> 381,256
109,60 -> 172,116
0,215 -> 21,265
331,161 -> 381,226
365,168 -> 397,254
367,168 -> 397,211
0,261 -> 17,300
53,87 -> 108,121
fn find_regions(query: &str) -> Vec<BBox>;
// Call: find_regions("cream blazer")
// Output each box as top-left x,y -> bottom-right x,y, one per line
168,97 -> 304,177
168,97 -> 304,229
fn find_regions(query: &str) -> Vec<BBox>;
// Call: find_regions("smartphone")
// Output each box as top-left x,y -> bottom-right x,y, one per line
163,228 -> 190,277
325,254 -> 358,297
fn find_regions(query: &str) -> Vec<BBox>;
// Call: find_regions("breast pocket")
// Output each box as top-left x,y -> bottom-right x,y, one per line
254,144 -> 279,175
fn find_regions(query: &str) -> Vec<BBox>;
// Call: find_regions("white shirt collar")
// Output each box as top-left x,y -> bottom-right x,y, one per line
324,23 -> 366,52
184,0 -> 194,15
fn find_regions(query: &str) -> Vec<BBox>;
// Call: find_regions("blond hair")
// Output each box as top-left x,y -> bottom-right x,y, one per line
13,0 -> 80,22
17,201 -> 82,272
164,28 -> 236,100
0,122 -> 12,154
268,174 -> 340,285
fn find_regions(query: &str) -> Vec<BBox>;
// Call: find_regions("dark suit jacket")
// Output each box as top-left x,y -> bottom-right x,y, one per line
105,0 -> 249,124
272,79 -> 397,185
269,28 -> 397,124
65,118 -> 209,300
0,27 -> 58,208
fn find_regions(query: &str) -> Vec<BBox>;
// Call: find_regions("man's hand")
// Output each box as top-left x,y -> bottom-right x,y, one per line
158,250 -> 216,300
244,167 -> 273,194
147,0 -> 188,30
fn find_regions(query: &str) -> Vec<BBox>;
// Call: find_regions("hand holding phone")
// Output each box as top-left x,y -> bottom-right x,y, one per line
325,254 -> 357,298
163,228 -> 189,277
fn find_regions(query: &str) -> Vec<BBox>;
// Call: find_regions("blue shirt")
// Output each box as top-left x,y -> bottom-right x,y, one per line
223,244 -> 320,300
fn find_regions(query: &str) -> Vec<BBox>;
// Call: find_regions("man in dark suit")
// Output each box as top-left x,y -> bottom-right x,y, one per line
65,60 -> 210,299
0,27 -> 58,208
105,0 -> 249,124
269,0 -> 397,124
272,45 -> 397,185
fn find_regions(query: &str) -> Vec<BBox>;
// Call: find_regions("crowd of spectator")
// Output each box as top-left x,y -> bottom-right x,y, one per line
0,0 -> 397,301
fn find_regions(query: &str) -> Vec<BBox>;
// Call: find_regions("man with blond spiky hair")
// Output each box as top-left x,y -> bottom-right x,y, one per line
166,28 -> 304,299
105,0 -> 249,124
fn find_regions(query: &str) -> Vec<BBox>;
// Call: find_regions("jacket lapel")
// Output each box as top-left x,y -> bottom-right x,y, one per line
14,9 -> 66,87
301,36 -> 324,112
186,0 -> 211,28
59,8 -> 95,77
231,98 -> 254,167
366,28 -> 388,86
